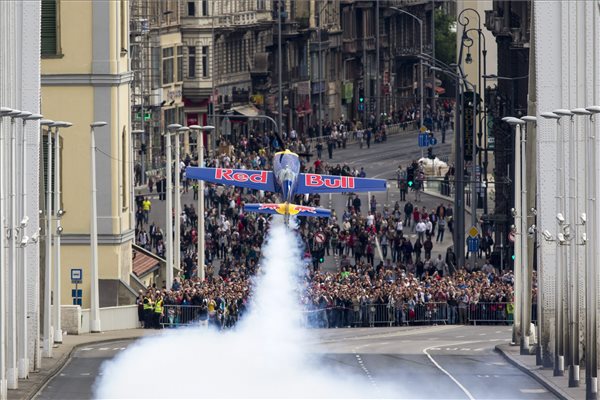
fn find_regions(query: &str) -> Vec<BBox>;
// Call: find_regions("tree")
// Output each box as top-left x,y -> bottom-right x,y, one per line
434,9 -> 457,96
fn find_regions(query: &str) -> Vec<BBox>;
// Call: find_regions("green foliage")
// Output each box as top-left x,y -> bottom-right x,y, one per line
434,9 -> 457,67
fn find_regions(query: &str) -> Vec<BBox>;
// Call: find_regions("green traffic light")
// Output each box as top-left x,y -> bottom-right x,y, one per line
359,97 -> 364,103
319,257 -> 324,263
512,254 -> 516,261
408,180 -> 413,187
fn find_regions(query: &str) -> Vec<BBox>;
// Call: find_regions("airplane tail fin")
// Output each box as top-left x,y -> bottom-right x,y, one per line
244,203 -> 331,218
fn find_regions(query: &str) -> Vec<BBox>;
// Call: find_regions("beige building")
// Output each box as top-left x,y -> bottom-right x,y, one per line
41,0 -> 137,310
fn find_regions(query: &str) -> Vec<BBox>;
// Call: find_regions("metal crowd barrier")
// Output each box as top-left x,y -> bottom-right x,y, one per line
161,305 -> 205,327
467,302 -> 511,325
160,302 -> 517,329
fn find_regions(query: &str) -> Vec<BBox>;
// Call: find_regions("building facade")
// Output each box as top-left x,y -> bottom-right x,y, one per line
41,0 -> 136,313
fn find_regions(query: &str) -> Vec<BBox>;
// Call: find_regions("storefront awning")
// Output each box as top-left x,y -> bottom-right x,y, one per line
231,104 -> 260,117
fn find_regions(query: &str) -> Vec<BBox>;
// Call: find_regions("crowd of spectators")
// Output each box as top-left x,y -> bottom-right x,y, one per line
133,103 -> 513,330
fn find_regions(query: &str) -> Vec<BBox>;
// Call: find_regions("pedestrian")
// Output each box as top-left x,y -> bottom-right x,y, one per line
423,237 -> 433,260
404,201 -> 413,227
436,217 -> 446,242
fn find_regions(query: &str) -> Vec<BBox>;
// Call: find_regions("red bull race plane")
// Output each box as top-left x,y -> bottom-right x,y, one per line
186,149 -> 387,224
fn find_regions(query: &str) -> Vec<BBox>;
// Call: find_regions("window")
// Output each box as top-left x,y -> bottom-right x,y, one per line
41,0 -> 58,56
122,127 -> 128,210
162,47 -> 174,84
201,0 -> 208,16
257,0 -> 265,11
188,46 -> 196,78
202,46 -> 209,78
151,47 -> 161,88
187,1 -> 195,16
177,46 -> 183,82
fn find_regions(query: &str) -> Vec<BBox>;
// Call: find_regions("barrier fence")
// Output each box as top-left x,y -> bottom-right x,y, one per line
159,302 -> 533,329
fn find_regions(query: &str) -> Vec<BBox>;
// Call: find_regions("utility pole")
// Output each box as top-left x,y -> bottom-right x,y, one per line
431,0 -> 436,118
278,0 -> 283,137
375,0 -> 380,125
318,2 -> 323,137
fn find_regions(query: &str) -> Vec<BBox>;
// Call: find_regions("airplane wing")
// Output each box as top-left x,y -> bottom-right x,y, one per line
185,167 -> 276,192
244,203 -> 331,218
296,173 -> 387,194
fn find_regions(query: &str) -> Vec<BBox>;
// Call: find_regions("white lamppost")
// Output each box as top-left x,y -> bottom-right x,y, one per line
90,121 -> 107,333
165,123 -> 182,289
49,121 -> 71,344
189,125 -> 215,282
504,116 -> 526,351
18,113 -> 42,378
571,107 -> 593,390
0,107 -> 14,390
553,108 -> 580,387
585,105 -> 600,400
174,126 -> 189,279
541,110 -> 566,376
39,118 -> 54,357
5,110 -> 28,387
0,107 -> 14,394
521,115 -> 537,356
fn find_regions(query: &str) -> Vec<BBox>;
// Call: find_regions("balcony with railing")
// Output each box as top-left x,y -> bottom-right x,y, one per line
343,38 -> 357,53
357,36 -> 376,52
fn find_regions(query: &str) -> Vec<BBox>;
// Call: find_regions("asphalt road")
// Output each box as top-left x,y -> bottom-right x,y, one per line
138,127 -> 458,273
35,325 -> 554,399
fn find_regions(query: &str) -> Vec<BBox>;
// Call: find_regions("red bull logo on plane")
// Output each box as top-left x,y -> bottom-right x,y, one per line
215,169 -> 268,184
303,174 -> 355,189
292,205 -> 317,214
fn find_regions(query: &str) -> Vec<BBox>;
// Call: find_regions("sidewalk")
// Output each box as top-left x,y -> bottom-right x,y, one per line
10,329 -> 157,400
495,344 -> 586,400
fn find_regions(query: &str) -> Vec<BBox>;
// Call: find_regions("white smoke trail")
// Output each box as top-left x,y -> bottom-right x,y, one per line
94,218 -> 375,399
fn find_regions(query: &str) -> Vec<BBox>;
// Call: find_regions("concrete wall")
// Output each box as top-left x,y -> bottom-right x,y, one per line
64,305 -> 139,335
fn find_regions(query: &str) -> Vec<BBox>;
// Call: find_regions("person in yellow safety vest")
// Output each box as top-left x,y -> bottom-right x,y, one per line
154,291 -> 164,329
507,302 -> 515,323
143,293 -> 154,329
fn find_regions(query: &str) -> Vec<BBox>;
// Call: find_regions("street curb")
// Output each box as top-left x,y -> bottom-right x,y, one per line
27,335 -> 150,400
494,344 -> 571,400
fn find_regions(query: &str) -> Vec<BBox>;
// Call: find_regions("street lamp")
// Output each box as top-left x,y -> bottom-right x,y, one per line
390,7 -> 424,129
504,116 -> 527,351
584,105 -> 600,399
90,121 -> 107,333
39,118 -> 55,356
189,125 -> 215,282
430,64 -> 477,270
50,121 -> 72,344
174,126 -> 189,278
5,110 -> 30,387
18,113 -> 42,377
540,112 -> 566,376
553,108 -> 580,388
165,123 -> 182,290
0,107 -> 14,388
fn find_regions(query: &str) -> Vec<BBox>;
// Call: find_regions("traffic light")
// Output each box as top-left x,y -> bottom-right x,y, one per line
359,88 -> 365,104
407,166 -> 415,187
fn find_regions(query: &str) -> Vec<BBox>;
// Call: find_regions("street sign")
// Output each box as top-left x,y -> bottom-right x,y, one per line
71,268 -> 82,284
418,133 -> 430,147
467,237 -> 480,253
468,226 -> 479,239
71,289 -> 82,298
429,136 -> 438,146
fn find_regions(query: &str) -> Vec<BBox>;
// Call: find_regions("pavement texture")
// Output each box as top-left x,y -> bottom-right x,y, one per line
11,329 -> 156,400
33,325 -> 562,399
495,344 -> 586,400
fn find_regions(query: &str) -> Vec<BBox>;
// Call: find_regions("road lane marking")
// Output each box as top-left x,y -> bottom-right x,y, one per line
456,335 -> 465,338
81,348 -> 93,351
424,344 -> 477,400
99,347 -> 109,351
80,373 -> 90,376
520,388 -> 547,394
